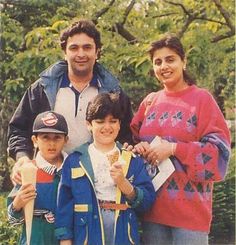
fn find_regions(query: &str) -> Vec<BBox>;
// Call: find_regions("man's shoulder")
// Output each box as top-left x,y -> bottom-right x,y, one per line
94,62 -> 120,92
39,60 -> 68,79
28,60 -> 67,89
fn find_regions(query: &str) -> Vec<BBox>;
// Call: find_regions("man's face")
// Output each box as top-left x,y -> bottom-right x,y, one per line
65,33 -> 99,77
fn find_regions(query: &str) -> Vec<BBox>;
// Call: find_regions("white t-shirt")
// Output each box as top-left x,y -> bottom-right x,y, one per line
88,144 -> 120,201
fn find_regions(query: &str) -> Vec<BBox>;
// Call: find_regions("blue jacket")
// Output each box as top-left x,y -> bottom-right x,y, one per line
8,60 -> 133,160
55,143 -> 155,245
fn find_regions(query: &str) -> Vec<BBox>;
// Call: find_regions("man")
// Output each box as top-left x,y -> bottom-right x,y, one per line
8,19 -> 133,183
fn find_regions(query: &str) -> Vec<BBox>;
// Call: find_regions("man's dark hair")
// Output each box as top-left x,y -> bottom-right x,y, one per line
60,19 -> 102,51
86,93 -> 123,123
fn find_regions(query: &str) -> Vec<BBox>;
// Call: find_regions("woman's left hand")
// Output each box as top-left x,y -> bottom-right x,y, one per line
146,139 -> 174,165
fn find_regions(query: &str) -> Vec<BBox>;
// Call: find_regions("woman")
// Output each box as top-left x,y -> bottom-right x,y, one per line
130,33 -> 231,245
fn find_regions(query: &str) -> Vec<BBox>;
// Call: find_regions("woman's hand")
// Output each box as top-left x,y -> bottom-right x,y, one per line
133,140 -> 176,165
122,142 -> 134,151
132,141 -> 151,158
146,140 -> 175,165
12,183 -> 37,211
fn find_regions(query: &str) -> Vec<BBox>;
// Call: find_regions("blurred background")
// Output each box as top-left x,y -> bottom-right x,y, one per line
0,0 -> 235,244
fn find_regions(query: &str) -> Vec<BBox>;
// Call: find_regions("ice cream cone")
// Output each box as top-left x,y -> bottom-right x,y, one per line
107,150 -> 120,165
20,161 -> 37,245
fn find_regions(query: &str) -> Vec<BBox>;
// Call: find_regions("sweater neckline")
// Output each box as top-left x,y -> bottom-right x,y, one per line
164,85 -> 196,97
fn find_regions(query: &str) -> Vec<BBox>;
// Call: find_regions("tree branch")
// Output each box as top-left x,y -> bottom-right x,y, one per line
114,0 -> 138,44
163,0 -> 190,16
212,0 -> 234,31
177,17 -> 194,38
212,31 -> 235,43
211,0 -> 235,42
92,0 -> 116,24
164,0 -> 234,42
195,17 -> 226,26
152,12 -> 179,18
114,23 -> 138,44
121,0 -> 136,25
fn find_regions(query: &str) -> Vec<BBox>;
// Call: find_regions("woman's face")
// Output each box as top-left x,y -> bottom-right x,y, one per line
152,47 -> 187,91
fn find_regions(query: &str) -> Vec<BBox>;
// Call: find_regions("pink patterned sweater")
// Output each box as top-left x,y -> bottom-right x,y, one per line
130,85 -> 231,233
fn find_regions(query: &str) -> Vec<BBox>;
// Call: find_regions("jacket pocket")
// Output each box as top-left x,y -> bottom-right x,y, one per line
74,207 -> 88,244
71,167 -> 85,178
127,211 -> 139,244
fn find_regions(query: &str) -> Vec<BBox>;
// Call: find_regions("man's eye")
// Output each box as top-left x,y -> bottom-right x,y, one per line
69,46 -> 78,51
83,46 -> 92,50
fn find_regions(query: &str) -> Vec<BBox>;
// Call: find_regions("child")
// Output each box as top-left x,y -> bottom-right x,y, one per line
55,93 -> 155,245
7,111 -> 69,245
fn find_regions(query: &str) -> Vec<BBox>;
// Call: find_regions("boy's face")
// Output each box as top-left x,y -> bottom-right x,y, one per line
31,133 -> 68,164
87,114 -> 120,151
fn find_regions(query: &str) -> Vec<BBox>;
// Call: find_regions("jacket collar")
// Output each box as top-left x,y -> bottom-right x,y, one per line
39,60 -> 120,92
35,151 -> 68,175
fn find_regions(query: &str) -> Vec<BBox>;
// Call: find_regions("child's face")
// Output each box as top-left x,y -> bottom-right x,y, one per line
31,133 -> 68,164
87,114 -> 120,151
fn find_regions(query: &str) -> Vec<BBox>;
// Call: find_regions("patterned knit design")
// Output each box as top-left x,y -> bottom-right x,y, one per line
131,85 -> 231,233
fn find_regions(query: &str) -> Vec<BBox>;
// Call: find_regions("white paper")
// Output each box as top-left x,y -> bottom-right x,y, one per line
146,136 -> 175,191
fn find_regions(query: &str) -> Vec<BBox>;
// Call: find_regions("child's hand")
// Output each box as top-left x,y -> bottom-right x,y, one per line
110,162 -> 135,200
13,183 -> 37,211
110,161 -> 125,185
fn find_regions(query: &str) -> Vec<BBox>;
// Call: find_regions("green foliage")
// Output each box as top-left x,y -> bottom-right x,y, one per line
0,1 -> 235,243
210,148 -> 235,244
210,126 -> 235,244
0,194 -> 20,245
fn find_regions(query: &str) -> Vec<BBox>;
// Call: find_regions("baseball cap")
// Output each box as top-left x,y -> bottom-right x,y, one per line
33,111 -> 68,135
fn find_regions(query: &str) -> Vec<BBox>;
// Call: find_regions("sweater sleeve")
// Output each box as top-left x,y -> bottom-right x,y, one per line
55,157 -> 74,240
127,156 -> 156,212
175,92 -> 231,182
7,186 -> 24,225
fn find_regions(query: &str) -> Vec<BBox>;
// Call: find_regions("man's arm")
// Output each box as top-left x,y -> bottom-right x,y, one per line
8,82 -> 50,184
8,90 -> 34,161
8,82 -> 50,160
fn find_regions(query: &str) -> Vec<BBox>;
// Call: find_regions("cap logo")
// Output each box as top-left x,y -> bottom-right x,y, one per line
41,113 -> 58,126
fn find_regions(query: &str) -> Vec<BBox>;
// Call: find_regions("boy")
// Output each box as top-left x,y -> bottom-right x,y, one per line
55,93 -> 155,245
7,111 -> 68,245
